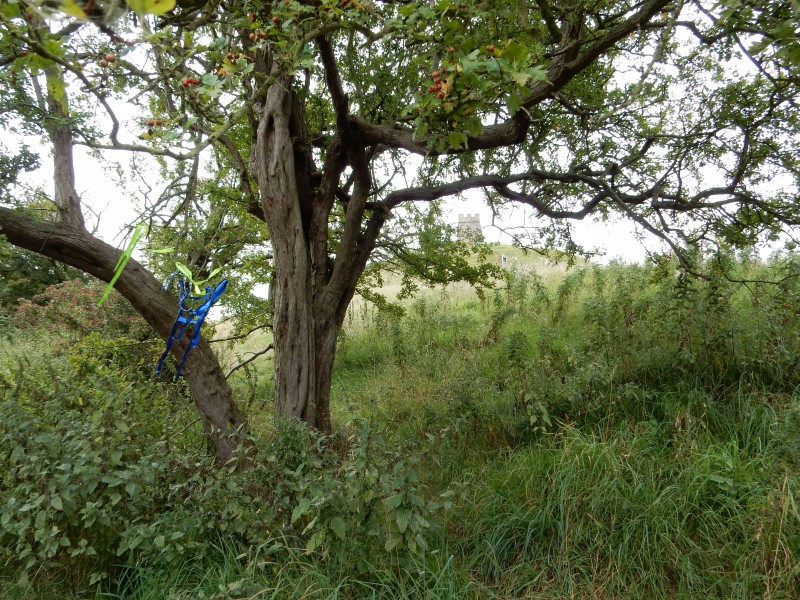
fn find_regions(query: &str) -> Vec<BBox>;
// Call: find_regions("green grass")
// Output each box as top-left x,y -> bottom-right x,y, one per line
2,252 -> 800,598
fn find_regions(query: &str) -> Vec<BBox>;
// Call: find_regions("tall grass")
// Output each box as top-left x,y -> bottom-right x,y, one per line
2,249 -> 799,598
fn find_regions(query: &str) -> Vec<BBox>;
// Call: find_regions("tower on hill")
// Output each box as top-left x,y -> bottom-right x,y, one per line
457,214 -> 483,241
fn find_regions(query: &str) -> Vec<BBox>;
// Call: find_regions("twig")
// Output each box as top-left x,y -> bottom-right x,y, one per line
226,344 -> 273,379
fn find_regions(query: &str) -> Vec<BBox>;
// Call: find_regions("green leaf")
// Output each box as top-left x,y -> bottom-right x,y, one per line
154,535 -> 165,548
329,516 -> 346,540
58,1 -> 89,21
384,534 -> 401,551
175,262 -> 193,280
507,93 -> 524,116
383,493 -> 404,511
395,509 -> 411,533
509,69 -> 531,87
150,247 -> 175,254
99,222 -> 147,306
291,498 -> 312,524
50,495 -> 63,511
502,40 -> 529,64
305,530 -> 325,554
127,0 -> 176,16
47,76 -> 68,113
448,131 -> 468,149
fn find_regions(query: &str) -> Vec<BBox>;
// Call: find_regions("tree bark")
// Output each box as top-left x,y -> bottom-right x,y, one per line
0,208 -> 247,464
252,67 -> 389,431
255,78 -> 320,427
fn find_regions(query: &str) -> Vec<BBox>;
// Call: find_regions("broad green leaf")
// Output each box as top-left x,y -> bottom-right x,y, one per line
383,493 -> 404,510
384,534 -> 401,551
291,497 -> 311,523
127,0 -> 176,16
502,40 -> 529,64
0,2 -> 22,18
395,509 -> 411,533
50,495 -> 63,511
448,131 -> 468,149
47,76 -> 68,112
329,516 -> 346,540
58,1 -> 89,21
305,530 -> 325,553
507,93 -> 524,116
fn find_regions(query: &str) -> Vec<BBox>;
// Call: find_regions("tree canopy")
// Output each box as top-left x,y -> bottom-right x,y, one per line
0,0 -> 798,460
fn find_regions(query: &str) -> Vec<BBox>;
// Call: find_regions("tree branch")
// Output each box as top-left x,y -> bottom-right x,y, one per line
226,344 -> 273,379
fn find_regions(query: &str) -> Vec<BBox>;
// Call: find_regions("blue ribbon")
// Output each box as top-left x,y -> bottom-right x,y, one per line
156,274 -> 228,380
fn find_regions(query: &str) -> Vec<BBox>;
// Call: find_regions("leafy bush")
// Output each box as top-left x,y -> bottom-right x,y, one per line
0,351 -> 445,590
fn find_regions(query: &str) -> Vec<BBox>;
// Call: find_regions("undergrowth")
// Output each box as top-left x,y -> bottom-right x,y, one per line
1,252 -> 799,598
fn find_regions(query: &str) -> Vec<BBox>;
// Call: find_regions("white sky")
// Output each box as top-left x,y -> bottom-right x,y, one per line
12,135 -> 657,264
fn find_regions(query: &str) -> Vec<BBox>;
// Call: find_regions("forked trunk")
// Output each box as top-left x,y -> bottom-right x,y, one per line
256,77 -> 332,431
254,69 -> 386,431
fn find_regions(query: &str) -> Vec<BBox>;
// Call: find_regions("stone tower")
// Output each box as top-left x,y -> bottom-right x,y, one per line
457,214 -> 483,241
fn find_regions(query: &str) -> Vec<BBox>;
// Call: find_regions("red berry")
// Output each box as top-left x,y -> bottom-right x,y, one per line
488,45 -> 495,53
428,85 -> 437,93
249,32 -> 256,40
434,83 -> 441,91
155,119 -> 164,126
257,31 -> 268,39
105,52 -> 117,63
432,70 -> 440,77
447,47 -> 455,53
146,119 -> 155,127
433,76 -> 441,84
226,52 -> 235,60
272,16 -> 280,24
437,91 -> 446,99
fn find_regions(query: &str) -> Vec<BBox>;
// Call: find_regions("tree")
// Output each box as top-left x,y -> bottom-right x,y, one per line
0,144 -> 83,307
0,0 -> 798,456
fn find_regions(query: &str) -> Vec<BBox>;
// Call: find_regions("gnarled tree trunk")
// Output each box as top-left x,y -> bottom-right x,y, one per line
253,67 -> 388,431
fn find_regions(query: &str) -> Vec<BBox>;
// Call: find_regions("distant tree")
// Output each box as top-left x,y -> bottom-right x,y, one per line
0,0 -> 798,462
0,239 -> 82,307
